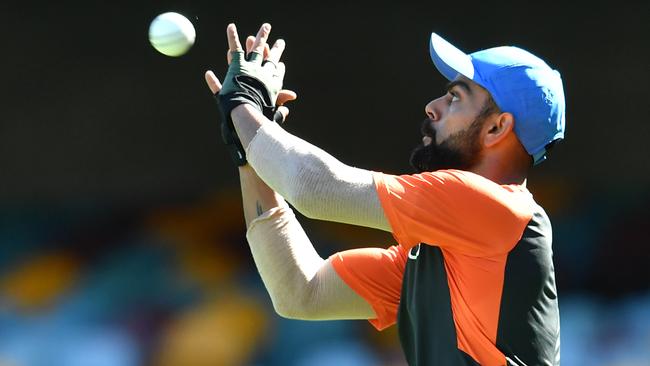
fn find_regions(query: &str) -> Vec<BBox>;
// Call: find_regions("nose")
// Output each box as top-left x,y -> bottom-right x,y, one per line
424,95 -> 447,122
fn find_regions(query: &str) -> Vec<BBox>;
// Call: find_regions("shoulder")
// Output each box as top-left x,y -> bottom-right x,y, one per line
375,169 -> 535,230
375,169 -> 531,203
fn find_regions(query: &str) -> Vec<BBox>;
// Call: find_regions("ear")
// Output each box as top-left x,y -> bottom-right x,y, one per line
483,112 -> 514,148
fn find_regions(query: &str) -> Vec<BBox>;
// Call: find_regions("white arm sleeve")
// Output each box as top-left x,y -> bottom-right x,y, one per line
246,205 -> 375,320
246,122 -> 390,232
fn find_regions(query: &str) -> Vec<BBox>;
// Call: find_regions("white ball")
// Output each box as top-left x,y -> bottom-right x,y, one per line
148,12 -> 196,57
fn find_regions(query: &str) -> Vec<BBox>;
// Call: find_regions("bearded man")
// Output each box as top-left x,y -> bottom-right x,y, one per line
205,23 -> 565,366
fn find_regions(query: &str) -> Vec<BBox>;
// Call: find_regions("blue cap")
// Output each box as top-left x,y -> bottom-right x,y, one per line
429,33 -> 565,165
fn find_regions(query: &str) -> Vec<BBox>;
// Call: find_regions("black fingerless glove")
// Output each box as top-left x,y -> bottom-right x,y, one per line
214,74 -> 285,166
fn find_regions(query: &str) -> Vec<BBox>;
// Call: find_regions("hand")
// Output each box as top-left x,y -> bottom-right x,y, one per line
205,23 -> 297,122
206,23 -> 297,166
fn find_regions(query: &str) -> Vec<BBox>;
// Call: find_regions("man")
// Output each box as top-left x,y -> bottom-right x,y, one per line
205,23 -> 564,366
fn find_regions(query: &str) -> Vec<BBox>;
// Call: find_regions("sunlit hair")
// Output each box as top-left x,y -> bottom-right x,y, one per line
477,93 -> 501,121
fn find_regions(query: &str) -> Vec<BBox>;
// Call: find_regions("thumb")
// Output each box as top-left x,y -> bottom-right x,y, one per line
204,70 -> 222,94
277,89 -> 298,106
273,106 -> 290,123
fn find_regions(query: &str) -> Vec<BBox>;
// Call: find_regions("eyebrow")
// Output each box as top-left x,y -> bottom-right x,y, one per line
445,80 -> 473,96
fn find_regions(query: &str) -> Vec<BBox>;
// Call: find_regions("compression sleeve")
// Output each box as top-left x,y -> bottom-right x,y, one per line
246,205 -> 375,320
245,122 -> 390,231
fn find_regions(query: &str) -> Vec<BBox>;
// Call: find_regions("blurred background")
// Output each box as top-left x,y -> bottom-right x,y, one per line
1,0 -> 649,365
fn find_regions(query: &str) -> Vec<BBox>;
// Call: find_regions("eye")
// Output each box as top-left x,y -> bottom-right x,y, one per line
449,91 -> 460,103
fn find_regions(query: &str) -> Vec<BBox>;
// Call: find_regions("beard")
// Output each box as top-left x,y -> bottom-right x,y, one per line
409,117 -> 485,173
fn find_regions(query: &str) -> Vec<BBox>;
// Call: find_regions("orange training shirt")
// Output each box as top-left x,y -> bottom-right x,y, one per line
331,169 -> 560,366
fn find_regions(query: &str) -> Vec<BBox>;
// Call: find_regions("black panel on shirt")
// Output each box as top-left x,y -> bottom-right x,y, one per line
398,244 -> 481,366
496,206 -> 561,366
396,205 -> 560,365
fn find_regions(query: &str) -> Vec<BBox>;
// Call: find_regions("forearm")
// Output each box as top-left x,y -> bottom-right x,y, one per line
245,203 -> 374,320
232,105 -> 390,231
245,204 -> 324,318
231,104 -> 265,150
240,166 -> 374,320
239,164 -> 287,227
239,165 -> 322,315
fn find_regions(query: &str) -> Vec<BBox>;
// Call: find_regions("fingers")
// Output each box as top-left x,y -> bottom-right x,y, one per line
267,39 -> 286,64
246,35 -> 271,63
245,36 -> 255,53
274,106 -> 290,123
277,89 -> 298,106
246,35 -> 270,57
205,70 -> 222,94
226,24 -> 243,52
220,23 -> 293,105
242,25 -> 280,65
249,23 -> 271,63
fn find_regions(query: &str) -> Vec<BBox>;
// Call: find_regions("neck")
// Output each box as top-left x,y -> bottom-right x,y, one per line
469,134 -> 532,185
470,154 -> 529,186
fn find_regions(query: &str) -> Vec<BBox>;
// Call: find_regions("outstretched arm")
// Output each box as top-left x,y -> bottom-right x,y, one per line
206,23 -> 391,232
216,34 -> 375,320
240,165 -> 376,320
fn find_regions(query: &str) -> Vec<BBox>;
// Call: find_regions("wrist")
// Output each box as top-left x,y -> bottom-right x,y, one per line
230,104 -> 267,149
238,164 -> 254,174
231,103 -> 261,120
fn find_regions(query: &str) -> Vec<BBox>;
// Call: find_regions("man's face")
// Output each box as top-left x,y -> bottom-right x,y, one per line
409,75 -> 497,173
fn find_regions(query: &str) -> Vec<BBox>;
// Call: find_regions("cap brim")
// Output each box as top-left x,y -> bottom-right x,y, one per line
429,33 -> 474,81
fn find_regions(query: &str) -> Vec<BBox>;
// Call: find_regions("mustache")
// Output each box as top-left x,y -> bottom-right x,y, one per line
420,118 -> 436,137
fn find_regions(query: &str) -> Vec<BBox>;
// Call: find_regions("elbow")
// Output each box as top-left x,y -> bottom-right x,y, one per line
272,301 -> 300,319
269,294 -> 291,318
268,287 -> 316,320
270,297 -> 304,320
